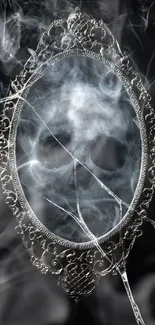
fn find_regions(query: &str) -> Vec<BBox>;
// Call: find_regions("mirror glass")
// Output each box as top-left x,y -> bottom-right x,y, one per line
16,55 -> 141,243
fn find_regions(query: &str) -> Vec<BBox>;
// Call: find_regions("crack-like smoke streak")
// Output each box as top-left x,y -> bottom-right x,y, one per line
0,1 -> 155,325
16,54 -> 141,243
17,90 -> 144,324
21,95 -> 127,208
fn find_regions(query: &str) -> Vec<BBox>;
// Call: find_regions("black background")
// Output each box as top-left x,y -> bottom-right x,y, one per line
0,0 -> 155,324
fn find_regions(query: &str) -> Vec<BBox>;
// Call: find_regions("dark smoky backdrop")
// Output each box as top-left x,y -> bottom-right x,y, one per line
0,0 -> 155,324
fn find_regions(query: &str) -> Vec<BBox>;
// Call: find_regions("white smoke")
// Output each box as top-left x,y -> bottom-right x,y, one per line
16,55 -> 141,243
0,2 -> 154,325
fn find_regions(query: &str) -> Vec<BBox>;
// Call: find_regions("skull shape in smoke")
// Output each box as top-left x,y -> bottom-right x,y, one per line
17,55 -> 141,244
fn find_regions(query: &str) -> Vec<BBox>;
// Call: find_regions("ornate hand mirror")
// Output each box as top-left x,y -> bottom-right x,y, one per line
0,9 -> 155,314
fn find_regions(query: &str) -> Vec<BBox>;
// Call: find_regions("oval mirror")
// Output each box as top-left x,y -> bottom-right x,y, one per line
15,54 -> 143,246
1,11 -> 153,302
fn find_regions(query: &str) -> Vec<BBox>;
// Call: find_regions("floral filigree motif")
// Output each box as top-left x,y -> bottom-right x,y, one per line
0,9 -> 154,300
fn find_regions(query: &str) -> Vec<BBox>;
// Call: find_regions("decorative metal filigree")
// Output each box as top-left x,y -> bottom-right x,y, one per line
0,8 -> 155,300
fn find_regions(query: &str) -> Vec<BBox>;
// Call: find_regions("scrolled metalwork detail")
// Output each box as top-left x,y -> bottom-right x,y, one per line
0,9 -> 154,300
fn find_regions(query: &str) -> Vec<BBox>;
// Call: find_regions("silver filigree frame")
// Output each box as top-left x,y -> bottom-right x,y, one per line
0,10 -> 155,298
9,49 -> 148,250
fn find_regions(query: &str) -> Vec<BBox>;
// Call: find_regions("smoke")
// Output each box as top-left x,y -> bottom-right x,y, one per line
0,240 -> 69,325
0,185 -> 70,325
16,54 -> 141,243
0,1 -> 155,325
94,272 -> 155,325
0,0 -> 77,77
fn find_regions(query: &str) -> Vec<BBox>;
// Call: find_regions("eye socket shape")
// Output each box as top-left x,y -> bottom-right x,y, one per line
36,133 -> 72,169
89,135 -> 127,171
40,133 -> 71,148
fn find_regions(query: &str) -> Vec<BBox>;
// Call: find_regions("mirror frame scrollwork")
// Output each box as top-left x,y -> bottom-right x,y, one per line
0,9 -> 155,300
